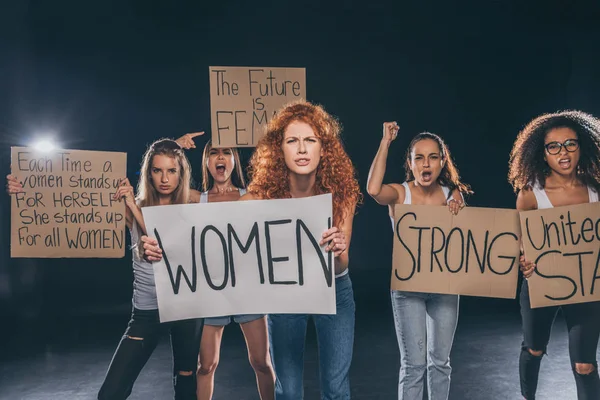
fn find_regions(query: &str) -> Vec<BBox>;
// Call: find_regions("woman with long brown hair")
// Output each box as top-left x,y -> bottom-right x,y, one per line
367,122 -> 470,400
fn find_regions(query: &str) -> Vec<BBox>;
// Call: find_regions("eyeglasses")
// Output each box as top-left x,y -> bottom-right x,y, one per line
544,139 -> 579,155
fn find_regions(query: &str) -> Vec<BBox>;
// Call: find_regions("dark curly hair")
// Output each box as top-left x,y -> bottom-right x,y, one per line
404,132 -> 473,197
508,110 -> 600,192
247,101 -> 362,227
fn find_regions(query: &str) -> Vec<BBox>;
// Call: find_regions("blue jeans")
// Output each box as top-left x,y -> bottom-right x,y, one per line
204,313 -> 264,326
268,274 -> 355,400
391,291 -> 459,400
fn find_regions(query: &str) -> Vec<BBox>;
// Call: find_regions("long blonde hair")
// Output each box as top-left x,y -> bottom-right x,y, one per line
201,140 -> 246,192
137,139 -> 192,207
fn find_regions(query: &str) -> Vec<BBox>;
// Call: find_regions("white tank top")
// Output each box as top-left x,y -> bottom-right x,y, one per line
200,188 -> 247,203
390,182 -> 455,228
531,181 -> 599,209
402,181 -> 451,205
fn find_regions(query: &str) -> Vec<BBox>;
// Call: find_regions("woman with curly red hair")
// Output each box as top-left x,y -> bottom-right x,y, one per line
240,101 -> 361,399
508,110 -> 600,400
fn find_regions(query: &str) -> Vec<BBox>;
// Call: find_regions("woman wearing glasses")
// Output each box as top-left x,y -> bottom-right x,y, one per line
508,110 -> 600,399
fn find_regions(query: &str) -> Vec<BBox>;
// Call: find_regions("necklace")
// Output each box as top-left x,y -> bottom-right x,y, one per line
215,185 -> 235,195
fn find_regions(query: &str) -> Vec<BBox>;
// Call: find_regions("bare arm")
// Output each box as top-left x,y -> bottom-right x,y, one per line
447,188 -> 466,215
336,205 -> 355,272
367,122 -> 402,205
320,204 -> 356,274
128,204 -> 147,234
113,178 -> 145,232
516,188 -> 537,277
175,132 -> 204,149
189,189 -> 201,204
239,192 -> 260,201
516,188 -> 537,211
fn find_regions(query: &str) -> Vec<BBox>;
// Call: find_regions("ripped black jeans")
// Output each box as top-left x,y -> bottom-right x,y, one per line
98,308 -> 203,400
519,279 -> 600,400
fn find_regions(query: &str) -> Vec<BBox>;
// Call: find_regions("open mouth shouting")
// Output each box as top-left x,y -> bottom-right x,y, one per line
421,170 -> 433,182
558,157 -> 572,170
215,162 -> 227,175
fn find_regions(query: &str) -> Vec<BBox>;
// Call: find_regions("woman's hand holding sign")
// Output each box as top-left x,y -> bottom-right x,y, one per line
141,235 -> 163,262
321,227 -> 347,257
6,174 -> 23,194
447,198 -> 465,216
520,255 -> 536,279
113,178 -> 136,209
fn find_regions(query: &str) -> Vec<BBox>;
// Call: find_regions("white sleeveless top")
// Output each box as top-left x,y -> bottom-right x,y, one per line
531,182 -> 599,209
390,182 -> 455,228
200,188 -> 247,203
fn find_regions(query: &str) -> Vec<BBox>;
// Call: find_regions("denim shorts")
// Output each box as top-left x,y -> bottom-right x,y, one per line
204,314 -> 265,326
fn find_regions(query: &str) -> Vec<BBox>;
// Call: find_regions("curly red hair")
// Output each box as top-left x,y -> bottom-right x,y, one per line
247,101 -> 362,227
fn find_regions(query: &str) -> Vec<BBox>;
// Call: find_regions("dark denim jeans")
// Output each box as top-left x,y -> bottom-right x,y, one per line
520,279 -> 600,399
98,308 -> 203,400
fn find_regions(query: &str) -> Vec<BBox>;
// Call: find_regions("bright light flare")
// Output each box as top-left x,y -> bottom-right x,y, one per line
32,139 -> 56,153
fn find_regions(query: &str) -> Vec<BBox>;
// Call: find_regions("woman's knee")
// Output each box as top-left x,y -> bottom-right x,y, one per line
249,355 -> 273,375
402,361 -> 427,375
197,357 -> 219,375
526,348 -> 544,357
574,362 -> 596,375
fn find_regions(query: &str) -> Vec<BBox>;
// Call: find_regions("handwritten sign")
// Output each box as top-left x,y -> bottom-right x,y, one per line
10,147 -> 127,258
520,202 -> 600,308
142,194 -> 334,323
392,205 -> 520,298
209,66 -> 306,147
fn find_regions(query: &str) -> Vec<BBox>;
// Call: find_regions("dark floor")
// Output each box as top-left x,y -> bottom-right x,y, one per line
0,270 -> 597,400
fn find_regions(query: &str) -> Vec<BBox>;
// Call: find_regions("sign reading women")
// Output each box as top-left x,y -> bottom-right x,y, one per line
142,194 -> 334,322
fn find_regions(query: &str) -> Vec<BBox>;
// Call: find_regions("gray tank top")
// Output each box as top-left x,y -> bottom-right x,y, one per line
130,219 -> 158,310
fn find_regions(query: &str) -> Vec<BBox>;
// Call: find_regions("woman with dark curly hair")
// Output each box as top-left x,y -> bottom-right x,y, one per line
508,110 -> 600,400
367,122 -> 471,400
241,100 -> 361,399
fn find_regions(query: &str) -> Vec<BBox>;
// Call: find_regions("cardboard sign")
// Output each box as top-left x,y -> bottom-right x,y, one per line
142,194 -> 334,322
209,66 -> 306,147
520,202 -> 600,308
10,147 -> 127,258
392,205 -> 520,298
